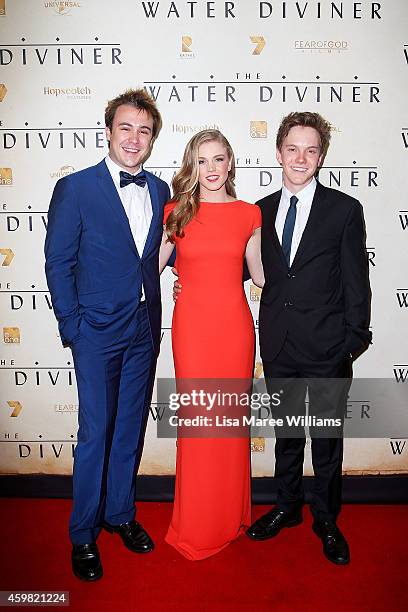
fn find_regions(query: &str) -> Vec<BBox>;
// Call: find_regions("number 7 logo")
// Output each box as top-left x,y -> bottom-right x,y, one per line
250,36 -> 266,55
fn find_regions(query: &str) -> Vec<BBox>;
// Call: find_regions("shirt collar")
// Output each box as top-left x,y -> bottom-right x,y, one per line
105,155 -> 144,186
282,176 -> 317,205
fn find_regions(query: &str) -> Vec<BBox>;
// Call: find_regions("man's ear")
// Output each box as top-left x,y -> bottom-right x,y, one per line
276,147 -> 283,166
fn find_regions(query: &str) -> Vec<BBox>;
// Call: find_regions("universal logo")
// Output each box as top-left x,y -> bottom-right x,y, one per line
251,437 -> 265,452
0,0 -> 5,16
3,327 -> 20,343
250,284 -> 262,301
44,1 -> 81,15
180,36 -> 194,58
294,40 -> 348,53
0,168 -> 12,185
250,36 -> 265,55
250,121 -> 267,138
43,85 -> 91,100
50,165 -> 75,179
0,83 -> 7,101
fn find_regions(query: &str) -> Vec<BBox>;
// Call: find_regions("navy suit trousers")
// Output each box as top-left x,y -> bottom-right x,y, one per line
69,302 -> 155,545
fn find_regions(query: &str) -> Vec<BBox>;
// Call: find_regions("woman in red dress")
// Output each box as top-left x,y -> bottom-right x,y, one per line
159,130 -> 264,560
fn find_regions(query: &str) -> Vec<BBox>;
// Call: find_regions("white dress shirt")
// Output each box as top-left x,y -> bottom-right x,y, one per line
105,155 -> 153,299
275,177 -> 317,266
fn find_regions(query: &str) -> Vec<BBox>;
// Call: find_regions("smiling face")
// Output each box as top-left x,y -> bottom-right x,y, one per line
276,125 -> 323,194
106,104 -> 153,173
197,139 -> 231,200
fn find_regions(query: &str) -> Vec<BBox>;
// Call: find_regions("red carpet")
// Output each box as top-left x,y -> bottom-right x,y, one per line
0,500 -> 407,611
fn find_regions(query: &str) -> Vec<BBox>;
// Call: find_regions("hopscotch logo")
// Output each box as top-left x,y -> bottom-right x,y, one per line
398,210 -> 408,230
250,36 -> 265,55
396,289 -> 408,308
0,83 -> 7,101
250,121 -> 267,138
43,85 -> 91,100
3,327 -> 20,343
180,36 -> 194,58
393,364 -> 408,383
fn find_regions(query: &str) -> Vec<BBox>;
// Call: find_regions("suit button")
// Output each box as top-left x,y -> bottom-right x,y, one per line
285,301 -> 294,307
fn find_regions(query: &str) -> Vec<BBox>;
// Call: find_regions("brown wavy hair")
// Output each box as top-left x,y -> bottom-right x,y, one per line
276,112 -> 332,168
166,130 -> 236,242
105,88 -> 162,142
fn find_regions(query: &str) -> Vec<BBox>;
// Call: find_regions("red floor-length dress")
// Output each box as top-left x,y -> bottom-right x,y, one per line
164,200 -> 262,560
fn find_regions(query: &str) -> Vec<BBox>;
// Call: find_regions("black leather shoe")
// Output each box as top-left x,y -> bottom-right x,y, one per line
72,543 -> 103,581
246,507 -> 303,541
312,520 -> 350,565
103,520 -> 154,553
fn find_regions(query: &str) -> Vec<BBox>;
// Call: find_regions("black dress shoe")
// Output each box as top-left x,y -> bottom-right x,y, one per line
103,520 -> 154,553
246,507 -> 303,541
72,543 -> 103,581
312,520 -> 350,565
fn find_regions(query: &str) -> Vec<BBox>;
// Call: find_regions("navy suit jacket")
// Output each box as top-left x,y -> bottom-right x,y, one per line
45,159 -> 170,353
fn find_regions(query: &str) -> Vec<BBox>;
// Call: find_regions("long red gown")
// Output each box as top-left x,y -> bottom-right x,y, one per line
164,200 -> 262,560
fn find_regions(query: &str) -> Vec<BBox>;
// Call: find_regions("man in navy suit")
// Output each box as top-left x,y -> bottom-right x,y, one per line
246,112 -> 371,565
45,89 -> 170,581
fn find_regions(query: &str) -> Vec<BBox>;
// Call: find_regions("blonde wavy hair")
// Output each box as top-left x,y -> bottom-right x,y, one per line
166,129 -> 236,242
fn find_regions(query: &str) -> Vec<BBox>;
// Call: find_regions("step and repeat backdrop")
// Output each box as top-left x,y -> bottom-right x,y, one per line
1,0 -> 407,480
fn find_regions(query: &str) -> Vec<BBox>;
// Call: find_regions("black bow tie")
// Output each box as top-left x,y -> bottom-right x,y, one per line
119,170 -> 147,188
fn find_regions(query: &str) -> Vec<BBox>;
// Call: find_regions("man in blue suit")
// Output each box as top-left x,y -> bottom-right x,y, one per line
45,89 -> 170,581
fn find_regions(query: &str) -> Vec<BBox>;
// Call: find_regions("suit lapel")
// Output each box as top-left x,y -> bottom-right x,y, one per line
96,160 -> 139,257
143,171 -> 160,258
291,181 -> 327,270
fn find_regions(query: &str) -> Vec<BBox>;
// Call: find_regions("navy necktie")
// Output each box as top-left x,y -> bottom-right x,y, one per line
282,195 -> 298,266
119,170 -> 147,188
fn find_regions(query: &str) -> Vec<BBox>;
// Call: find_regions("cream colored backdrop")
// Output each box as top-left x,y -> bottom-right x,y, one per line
1,0 -> 407,479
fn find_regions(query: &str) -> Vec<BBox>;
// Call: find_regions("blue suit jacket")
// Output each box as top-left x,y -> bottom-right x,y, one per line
45,159 -> 170,352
